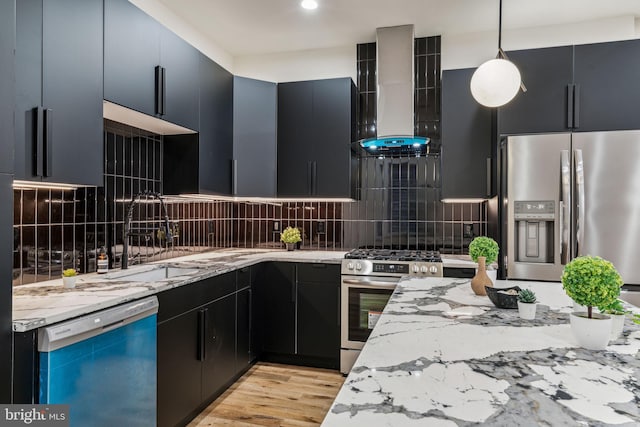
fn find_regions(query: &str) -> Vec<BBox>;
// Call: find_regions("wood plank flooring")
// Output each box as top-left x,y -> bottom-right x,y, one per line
187,363 -> 345,427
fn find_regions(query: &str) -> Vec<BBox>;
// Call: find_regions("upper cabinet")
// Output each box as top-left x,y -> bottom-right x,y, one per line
277,78 -> 357,198
15,0 -> 104,186
500,40 -> 640,135
233,77 -> 277,197
104,0 -> 199,131
0,0 -> 15,175
440,69 -> 493,199
163,54 -> 233,196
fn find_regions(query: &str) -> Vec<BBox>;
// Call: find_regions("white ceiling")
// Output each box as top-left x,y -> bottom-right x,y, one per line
155,0 -> 640,57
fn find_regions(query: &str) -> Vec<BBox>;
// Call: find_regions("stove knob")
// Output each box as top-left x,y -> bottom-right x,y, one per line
355,262 -> 362,271
347,262 -> 354,270
413,264 -> 420,273
420,266 -> 429,274
429,266 -> 439,274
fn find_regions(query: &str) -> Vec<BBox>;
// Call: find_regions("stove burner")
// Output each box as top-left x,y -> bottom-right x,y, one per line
344,249 -> 442,263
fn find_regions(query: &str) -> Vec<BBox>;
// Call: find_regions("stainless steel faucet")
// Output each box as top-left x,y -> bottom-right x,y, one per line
122,191 -> 172,269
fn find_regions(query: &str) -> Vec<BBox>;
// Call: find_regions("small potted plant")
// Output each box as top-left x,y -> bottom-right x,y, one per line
517,289 -> 537,320
280,226 -> 301,251
562,255 -> 623,350
468,236 -> 499,295
62,269 -> 78,289
598,299 -> 628,340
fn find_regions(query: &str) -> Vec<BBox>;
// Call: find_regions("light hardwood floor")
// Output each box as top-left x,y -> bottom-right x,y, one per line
187,363 -> 345,427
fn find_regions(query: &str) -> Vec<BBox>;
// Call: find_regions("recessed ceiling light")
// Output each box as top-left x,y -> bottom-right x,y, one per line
301,0 -> 318,10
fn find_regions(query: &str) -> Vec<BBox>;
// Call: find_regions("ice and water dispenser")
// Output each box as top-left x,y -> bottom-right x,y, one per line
513,201 -> 555,263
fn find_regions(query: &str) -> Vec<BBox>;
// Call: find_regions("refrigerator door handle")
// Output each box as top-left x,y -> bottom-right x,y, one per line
574,149 -> 585,257
560,150 -> 571,264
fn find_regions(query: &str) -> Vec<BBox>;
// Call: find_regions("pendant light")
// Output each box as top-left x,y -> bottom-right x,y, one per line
470,0 -> 527,107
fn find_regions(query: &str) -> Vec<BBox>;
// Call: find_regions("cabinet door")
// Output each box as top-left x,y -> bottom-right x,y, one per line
0,0 -> 14,175
236,287 -> 253,373
277,81 -> 314,197
499,46 -> 574,135
196,54 -> 233,195
312,78 -> 354,197
41,0 -> 103,186
440,69 -> 493,199
254,262 -> 296,355
104,0 -> 160,117
157,311 -> 202,427
233,76 -> 277,197
160,28 -> 200,131
201,294 -> 236,401
574,39 -> 640,132
296,265 -> 340,365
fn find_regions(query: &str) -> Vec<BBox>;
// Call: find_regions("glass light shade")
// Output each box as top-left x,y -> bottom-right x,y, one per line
301,0 -> 318,10
470,58 -> 521,107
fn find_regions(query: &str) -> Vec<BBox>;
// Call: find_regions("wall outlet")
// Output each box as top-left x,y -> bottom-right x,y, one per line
273,221 -> 280,232
463,223 -> 474,238
316,221 -> 326,234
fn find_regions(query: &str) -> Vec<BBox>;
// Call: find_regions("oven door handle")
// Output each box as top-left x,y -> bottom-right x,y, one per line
342,278 -> 399,288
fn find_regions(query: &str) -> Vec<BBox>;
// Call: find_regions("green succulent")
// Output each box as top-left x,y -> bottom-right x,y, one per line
280,226 -> 302,244
62,268 -> 77,277
561,255 -> 622,318
633,314 -> 640,325
598,298 -> 627,316
518,289 -> 537,304
468,236 -> 499,265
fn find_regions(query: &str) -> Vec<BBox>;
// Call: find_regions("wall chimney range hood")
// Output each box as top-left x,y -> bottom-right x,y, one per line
360,25 -> 429,155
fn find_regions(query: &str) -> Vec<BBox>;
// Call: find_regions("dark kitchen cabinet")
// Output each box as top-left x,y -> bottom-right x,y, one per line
254,262 -> 340,369
201,294 -> 237,402
498,46 -> 573,135
237,287 -> 253,372
163,55 -> 233,195
0,0 -> 14,175
233,77 -> 277,197
104,0 -> 199,130
296,264 -> 340,365
440,68 -> 493,199
277,78 -> 357,198
15,0 -> 104,186
500,40 -> 640,135
573,39 -> 640,132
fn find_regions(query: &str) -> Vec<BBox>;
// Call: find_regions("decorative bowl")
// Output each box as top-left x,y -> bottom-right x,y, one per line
485,286 -> 521,309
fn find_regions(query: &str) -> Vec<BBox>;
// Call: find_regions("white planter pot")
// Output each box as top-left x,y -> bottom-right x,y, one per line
517,301 -> 537,320
609,314 -> 625,340
570,312 -> 612,350
573,301 -> 587,313
62,276 -> 77,289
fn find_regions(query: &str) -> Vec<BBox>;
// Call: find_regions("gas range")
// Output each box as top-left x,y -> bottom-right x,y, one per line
342,249 -> 443,277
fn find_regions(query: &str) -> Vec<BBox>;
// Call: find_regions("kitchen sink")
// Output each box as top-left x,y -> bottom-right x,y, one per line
620,290 -> 640,308
104,265 -> 200,282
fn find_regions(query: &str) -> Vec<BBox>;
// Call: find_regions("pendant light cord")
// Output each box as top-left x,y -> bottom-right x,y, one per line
498,0 -> 503,50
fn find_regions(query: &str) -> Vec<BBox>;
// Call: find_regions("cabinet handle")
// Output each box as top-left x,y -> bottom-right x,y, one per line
337,285 -> 341,327
43,109 -> 53,177
33,107 -> 43,176
566,84 -> 574,129
155,65 -> 163,115
197,308 -> 207,361
161,66 -> 166,115
486,157 -> 491,196
232,159 -> 238,195
307,161 -> 313,196
312,161 -> 318,195
311,263 -> 327,269
573,84 -> 580,129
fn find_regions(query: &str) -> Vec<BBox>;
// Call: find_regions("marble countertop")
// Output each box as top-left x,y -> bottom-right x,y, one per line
322,277 -> 640,426
12,248 -> 346,332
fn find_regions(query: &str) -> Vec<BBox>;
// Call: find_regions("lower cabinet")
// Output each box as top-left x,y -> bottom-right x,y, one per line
254,262 -> 340,369
157,271 -> 252,427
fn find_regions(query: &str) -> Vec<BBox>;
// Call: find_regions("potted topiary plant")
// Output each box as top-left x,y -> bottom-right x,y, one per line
62,268 -> 78,289
280,226 -> 301,251
517,289 -> 537,320
598,299 -> 628,340
468,236 -> 499,295
562,255 -> 623,350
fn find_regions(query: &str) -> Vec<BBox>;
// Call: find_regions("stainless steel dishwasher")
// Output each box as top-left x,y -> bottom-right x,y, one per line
38,296 -> 159,427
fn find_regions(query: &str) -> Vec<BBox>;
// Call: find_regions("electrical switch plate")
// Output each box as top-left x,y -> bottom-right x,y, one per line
463,223 -> 474,238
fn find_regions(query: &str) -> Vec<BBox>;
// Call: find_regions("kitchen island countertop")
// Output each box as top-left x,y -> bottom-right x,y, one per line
322,277 -> 640,426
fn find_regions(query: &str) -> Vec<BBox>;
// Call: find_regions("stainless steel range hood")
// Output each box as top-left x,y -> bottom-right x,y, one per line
360,25 -> 429,155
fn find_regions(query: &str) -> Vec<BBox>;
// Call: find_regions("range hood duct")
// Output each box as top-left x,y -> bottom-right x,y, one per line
360,25 -> 428,155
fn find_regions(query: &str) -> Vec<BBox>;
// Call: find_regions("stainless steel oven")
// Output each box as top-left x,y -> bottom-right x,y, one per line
340,250 -> 443,374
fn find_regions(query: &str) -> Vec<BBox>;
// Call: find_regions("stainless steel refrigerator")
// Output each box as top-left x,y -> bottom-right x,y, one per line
506,131 -> 640,284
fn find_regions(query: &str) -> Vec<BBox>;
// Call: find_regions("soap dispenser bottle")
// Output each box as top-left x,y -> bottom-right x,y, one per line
97,247 -> 109,273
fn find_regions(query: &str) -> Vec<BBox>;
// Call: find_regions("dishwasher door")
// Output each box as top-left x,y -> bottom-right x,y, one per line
38,296 -> 159,427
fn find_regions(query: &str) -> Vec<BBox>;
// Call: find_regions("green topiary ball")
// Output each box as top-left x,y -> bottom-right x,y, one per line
561,255 -> 622,311
468,236 -> 499,265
